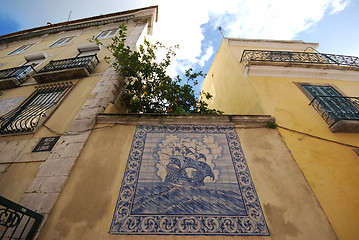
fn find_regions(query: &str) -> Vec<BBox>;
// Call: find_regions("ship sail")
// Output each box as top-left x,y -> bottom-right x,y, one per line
165,155 -> 215,187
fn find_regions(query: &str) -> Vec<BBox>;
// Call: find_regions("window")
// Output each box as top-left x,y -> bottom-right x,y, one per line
8,44 -> 35,55
12,52 -> 50,83
49,36 -> 76,48
301,84 -> 359,131
96,29 -> 117,39
0,65 -> 36,88
0,82 -> 73,135
302,85 -> 341,98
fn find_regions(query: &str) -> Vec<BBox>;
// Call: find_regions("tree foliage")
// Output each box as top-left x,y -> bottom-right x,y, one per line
92,24 -> 222,114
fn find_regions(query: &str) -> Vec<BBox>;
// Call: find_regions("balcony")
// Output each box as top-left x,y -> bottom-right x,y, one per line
0,196 -> 43,240
241,50 -> 359,70
309,96 -> 359,132
0,65 -> 35,89
33,54 -> 99,83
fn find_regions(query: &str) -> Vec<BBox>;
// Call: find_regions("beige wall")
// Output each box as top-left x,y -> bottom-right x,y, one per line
0,75 -> 99,203
0,162 -> 42,203
0,18 -> 139,206
38,118 -> 336,240
0,23 -> 135,72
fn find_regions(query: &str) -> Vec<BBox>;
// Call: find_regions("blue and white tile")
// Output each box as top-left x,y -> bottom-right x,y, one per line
110,124 -> 269,236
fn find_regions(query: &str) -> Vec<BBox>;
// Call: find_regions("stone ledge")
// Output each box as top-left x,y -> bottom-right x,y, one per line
33,67 -> 90,83
247,59 -> 359,72
96,114 -> 275,127
330,119 -> 359,133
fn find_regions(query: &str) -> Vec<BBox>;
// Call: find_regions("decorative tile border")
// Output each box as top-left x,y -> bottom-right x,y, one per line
110,125 -> 269,236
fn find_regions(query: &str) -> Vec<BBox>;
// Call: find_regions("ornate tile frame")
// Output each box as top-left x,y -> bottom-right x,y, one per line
110,125 -> 269,236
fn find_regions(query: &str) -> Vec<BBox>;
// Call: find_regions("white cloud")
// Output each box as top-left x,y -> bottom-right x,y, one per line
213,0 -> 350,39
1,0 -> 350,75
143,0 -> 349,75
329,0 -> 349,14
198,46 -> 214,67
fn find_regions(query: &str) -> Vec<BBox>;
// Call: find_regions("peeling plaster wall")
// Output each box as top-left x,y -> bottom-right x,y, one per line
38,120 -> 336,240
0,14 -> 152,238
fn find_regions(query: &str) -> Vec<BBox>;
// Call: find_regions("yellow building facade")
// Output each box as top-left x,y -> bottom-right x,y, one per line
0,6 -> 158,239
202,38 -> 359,240
0,7 -> 350,240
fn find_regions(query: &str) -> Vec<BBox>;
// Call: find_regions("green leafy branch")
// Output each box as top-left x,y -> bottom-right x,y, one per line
92,23 -> 222,114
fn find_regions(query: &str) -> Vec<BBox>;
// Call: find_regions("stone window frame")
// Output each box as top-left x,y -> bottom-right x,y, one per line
22,52 -> 49,68
76,43 -> 101,58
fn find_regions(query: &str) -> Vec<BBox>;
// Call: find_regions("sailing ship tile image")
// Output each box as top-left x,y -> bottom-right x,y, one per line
110,124 -> 269,235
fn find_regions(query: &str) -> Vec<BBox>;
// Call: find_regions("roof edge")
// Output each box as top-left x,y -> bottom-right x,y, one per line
226,37 -> 319,50
0,5 -> 158,40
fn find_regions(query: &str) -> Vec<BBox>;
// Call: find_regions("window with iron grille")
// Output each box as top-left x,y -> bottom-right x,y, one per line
49,36 -> 76,48
302,85 -> 359,128
96,29 -> 117,39
0,82 -> 73,135
8,44 -> 35,55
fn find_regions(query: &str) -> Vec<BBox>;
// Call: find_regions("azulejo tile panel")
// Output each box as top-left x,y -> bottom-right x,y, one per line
110,125 -> 269,236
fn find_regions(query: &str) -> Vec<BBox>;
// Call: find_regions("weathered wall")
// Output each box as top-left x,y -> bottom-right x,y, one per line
202,38 -> 359,240
0,16 -> 150,238
38,117 -> 336,240
202,39 -> 263,115
0,23 -> 136,76
249,75 -> 359,240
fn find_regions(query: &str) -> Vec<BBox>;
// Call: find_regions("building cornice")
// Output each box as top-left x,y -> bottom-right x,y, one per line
96,113 -> 275,128
0,5 -> 158,44
226,37 -> 319,51
247,64 -> 359,81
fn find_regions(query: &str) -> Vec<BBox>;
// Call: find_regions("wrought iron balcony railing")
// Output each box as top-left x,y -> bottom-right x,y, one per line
309,95 -> 359,129
241,50 -> 359,68
37,54 -> 99,74
33,54 -> 100,83
0,65 -> 36,89
0,195 -> 43,240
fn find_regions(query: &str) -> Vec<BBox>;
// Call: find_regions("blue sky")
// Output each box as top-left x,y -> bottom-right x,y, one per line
0,0 -> 357,93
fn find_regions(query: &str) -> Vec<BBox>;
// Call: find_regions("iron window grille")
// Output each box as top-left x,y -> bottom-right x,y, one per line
0,82 -> 73,135
241,50 -> 359,68
49,36 -> 75,48
0,65 -> 36,83
0,196 -> 43,240
37,54 -> 99,74
8,44 -> 35,56
303,85 -> 359,127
